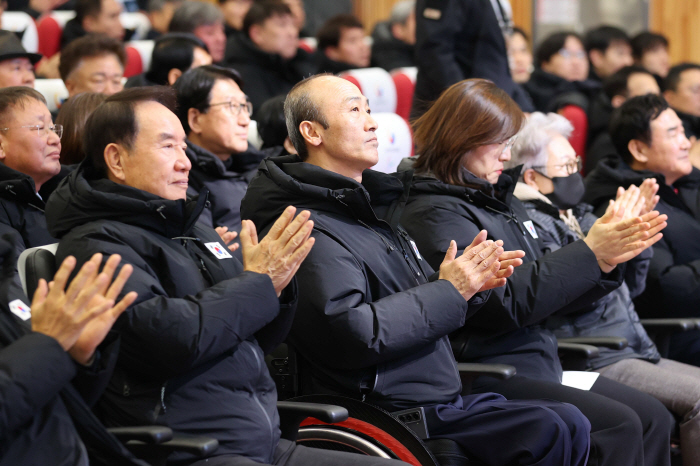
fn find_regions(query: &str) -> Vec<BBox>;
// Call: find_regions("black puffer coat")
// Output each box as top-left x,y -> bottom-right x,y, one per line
45,167 -> 295,464
584,155 -> 700,319
400,163 -> 624,386
516,182 -> 660,369
241,155 -> 486,411
523,68 -> 600,113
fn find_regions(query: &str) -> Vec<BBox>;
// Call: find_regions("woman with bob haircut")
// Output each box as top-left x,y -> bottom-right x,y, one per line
400,79 -> 672,466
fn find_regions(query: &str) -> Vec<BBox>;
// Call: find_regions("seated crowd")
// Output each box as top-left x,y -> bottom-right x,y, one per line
4,1 -> 700,466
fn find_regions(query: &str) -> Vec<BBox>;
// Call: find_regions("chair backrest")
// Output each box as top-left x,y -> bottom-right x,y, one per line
2,12 -> 39,53
340,67 -> 397,114
126,40 -> 154,72
372,112 -> 413,173
391,67 -> 417,121
18,244 -> 58,298
123,45 -> 143,77
119,12 -> 151,40
34,79 -> 69,113
558,104 -> 588,173
248,120 -> 263,150
298,37 -> 317,53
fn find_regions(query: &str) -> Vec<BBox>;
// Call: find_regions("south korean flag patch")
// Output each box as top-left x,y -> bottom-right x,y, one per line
9,299 -> 31,321
523,220 -> 539,239
205,242 -> 232,259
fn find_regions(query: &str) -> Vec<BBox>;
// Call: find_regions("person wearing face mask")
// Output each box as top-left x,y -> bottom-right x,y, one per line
511,112 -> 700,466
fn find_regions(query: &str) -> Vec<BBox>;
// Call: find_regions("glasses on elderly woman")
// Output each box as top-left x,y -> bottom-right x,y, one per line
500,136 -> 517,155
532,156 -> 582,176
0,124 -> 63,139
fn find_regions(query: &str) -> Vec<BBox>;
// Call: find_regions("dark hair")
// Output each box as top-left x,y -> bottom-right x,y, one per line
284,74 -> 331,161
603,65 -> 654,101
631,31 -> 669,60
75,0 -> 102,23
316,14 -> 364,51
243,0 -> 292,37
412,79 -> 524,186
59,34 -> 126,81
609,93 -> 669,164
535,31 -> 583,67
584,25 -> 630,53
169,1 -> 223,32
85,86 -> 178,178
56,92 -> 107,165
0,86 -> 47,129
511,26 -> 529,43
173,64 -> 243,134
664,63 -> 700,92
145,33 -> 208,86
256,94 -> 287,149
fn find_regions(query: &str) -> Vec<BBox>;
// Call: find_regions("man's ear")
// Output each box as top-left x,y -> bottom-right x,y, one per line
167,68 -> 182,86
522,168 -> 540,190
299,121 -> 322,148
188,107 -> 202,135
628,139 -> 649,163
0,134 -> 7,161
82,15 -> 97,33
324,46 -> 340,62
663,89 -> 676,106
589,49 -> 604,72
104,143 -> 127,182
249,24 -> 262,45
64,77 -> 76,96
611,94 -> 626,108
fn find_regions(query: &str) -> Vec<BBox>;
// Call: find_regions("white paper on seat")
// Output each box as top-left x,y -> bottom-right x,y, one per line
561,371 -> 600,391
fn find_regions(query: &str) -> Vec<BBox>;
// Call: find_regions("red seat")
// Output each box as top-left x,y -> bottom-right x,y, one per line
558,104 -> 588,172
391,68 -> 416,121
36,15 -> 62,58
123,46 -> 143,78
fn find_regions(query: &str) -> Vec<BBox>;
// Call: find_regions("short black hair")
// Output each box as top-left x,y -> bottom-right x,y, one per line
169,1 -> 223,32
609,93 -> 669,165
603,65 -> 654,101
631,31 -> 669,61
316,14 -> 364,51
145,33 -> 208,86
243,0 -> 292,37
59,34 -> 126,81
256,94 -> 287,149
173,64 -> 244,134
75,0 -> 102,23
584,25 -> 630,53
664,63 -> 700,92
512,26 -> 529,43
535,31 -> 582,67
85,86 -> 178,178
0,86 -> 46,129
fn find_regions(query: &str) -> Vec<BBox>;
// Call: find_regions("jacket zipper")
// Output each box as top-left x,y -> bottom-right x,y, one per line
357,219 -> 395,254
249,345 -> 275,456
485,205 -> 538,259
160,382 -> 168,413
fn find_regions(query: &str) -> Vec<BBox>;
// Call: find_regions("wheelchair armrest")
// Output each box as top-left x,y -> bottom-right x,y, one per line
558,336 -> 628,350
277,401 -> 349,442
641,318 -> 700,332
456,363 -> 516,380
107,426 -> 173,444
557,342 -> 600,359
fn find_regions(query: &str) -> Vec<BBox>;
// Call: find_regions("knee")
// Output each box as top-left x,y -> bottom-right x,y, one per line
640,397 -> 674,438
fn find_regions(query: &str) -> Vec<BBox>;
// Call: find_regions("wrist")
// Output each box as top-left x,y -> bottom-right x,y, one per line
598,258 -> 616,273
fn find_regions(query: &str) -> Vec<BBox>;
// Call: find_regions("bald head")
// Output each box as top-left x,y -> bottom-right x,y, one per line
284,74 -> 336,160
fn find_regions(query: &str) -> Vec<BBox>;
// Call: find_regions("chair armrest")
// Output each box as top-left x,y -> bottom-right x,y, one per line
277,401 -> 349,441
557,342 -> 600,359
641,318 -> 700,332
558,336 -> 628,350
456,363 -> 516,380
107,426 -> 173,444
125,433 -> 219,458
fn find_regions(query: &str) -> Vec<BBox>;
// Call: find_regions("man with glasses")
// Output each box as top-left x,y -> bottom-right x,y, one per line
174,65 -> 275,246
0,86 -> 63,258
59,34 -> 126,99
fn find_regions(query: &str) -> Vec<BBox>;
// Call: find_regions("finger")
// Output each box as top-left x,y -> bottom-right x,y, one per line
496,265 -> 516,279
469,242 -> 503,271
285,236 -> 316,274
105,263 -> 134,301
228,242 -> 240,252
72,272 -> 110,318
47,256 -> 77,299
462,239 -> 494,261
96,254 -> 122,294
613,215 -> 644,232
499,258 -> 523,269
109,291 -> 138,320
30,278 -> 49,309
498,250 -> 526,261
615,186 -> 625,201
222,231 -> 237,244
64,256 -> 100,303
239,220 -> 258,252
276,210 -> 311,246
281,219 -> 314,257
477,258 -> 501,283
645,219 -> 668,238
266,206 -> 297,241
215,226 -> 229,235
443,240 -> 457,265
465,230 -> 488,252
640,211 -> 662,223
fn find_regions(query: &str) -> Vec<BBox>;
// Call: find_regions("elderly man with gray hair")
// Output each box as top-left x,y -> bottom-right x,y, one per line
370,0 -> 415,71
510,111 -> 700,466
169,0 -> 227,62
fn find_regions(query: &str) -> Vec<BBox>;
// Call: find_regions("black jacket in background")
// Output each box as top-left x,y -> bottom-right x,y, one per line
584,156 -> 700,320
0,163 -> 57,259
400,162 -> 624,386
523,68 -> 601,113
241,155 -> 486,412
370,21 -> 414,71
314,52 -> 358,75
224,34 -> 316,117
674,108 -> 700,140
586,92 -> 614,150
516,183 -> 660,369
45,167 -> 296,464
411,0 -> 533,118
185,140 -> 272,234
124,72 -> 158,88
585,133 -> 619,175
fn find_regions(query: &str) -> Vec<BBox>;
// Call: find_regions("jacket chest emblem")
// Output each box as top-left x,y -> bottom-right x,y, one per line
205,242 -> 232,259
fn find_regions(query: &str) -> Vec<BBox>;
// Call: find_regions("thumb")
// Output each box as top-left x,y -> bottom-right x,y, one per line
443,240 -> 457,265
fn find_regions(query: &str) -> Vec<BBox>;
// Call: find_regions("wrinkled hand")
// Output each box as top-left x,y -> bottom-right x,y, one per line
215,226 -> 239,252
68,254 -> 138,365
481,249 -> 525,291
241,206 -> 315,296
614,180 -> 659,219
438,230 -> 504,301
31,254 -> 136,363
584,201 -> 667,269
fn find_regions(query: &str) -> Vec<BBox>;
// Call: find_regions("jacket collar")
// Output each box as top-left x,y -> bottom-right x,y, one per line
186,139 -> 268,179
0,163 -> 44,210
